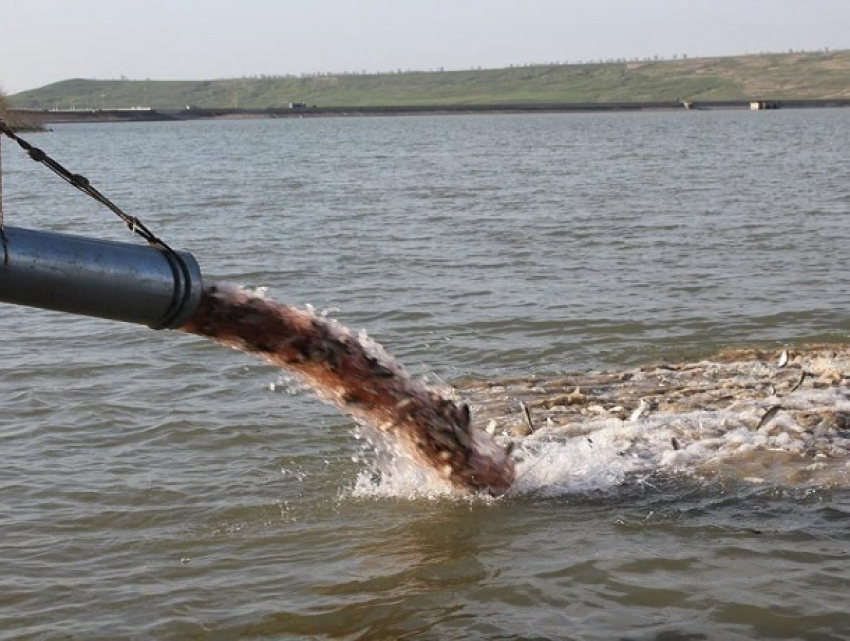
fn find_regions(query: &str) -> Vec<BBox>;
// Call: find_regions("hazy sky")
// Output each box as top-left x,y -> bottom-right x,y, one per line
2,0 -> 848,94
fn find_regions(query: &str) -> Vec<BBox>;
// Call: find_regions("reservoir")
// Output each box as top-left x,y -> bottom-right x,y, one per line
1,109 -> 848,639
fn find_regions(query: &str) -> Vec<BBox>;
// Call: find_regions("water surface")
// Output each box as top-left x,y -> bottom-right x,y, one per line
1,110 -> 849,639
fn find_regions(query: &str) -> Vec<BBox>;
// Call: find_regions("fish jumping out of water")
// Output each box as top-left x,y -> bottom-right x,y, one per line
179,283 -> 515,496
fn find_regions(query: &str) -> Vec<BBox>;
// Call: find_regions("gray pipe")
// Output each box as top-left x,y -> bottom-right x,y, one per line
0,226 -> 202,329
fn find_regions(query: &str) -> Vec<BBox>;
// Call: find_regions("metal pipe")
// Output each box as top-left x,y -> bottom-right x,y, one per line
0,226 -> 202,329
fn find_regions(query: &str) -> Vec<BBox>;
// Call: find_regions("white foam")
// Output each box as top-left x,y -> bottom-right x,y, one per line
343,387 -> 850,500
348,428 -> 465,501
504,419 -> 668,496
502,399 -> 850,496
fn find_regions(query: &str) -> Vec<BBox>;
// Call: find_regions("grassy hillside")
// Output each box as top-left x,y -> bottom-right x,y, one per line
9,49 -> 850,110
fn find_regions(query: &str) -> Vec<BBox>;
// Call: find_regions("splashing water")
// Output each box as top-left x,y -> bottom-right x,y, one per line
179,283 -> 515,496
458,346 -> 850,497
178,284 -> 850,500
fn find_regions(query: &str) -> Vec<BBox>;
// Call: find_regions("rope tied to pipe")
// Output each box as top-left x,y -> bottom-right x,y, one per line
0,118 -> 175,254
0,117 -> 201,330
0,118 -> 7,264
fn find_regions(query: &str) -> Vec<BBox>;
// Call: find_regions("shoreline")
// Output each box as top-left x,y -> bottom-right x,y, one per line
12,99 -> 850,125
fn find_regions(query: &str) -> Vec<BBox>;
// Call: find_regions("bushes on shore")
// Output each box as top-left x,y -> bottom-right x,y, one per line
0,89 -> 42,131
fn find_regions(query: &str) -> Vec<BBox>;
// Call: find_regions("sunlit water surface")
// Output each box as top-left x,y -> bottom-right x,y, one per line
1,111 -> 849,639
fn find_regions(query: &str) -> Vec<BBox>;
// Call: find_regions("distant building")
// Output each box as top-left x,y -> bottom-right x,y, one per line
750,100 -> 780,110
288,102 -> 307,109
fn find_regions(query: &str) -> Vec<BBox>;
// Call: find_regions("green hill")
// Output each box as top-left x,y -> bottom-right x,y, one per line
9,49 -> 850,110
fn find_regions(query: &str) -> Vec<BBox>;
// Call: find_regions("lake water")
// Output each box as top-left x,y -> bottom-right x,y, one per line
1,110 -> 849,639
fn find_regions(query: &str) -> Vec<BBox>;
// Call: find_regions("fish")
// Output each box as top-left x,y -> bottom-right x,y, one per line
756,405 -> 782,430
179,283 -> 515,496
788,370 -> 807,394
629,398 -> 654,422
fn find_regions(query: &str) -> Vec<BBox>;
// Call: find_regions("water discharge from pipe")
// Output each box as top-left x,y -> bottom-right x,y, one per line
178,283 -> 516,496
0,226 -> 513,494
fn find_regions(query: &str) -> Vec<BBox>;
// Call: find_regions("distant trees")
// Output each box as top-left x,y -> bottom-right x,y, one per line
0,87 -> 41,131
0,87 -> 15,128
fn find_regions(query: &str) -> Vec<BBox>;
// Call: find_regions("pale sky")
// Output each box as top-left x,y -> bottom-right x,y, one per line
2,0 -> 848,94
